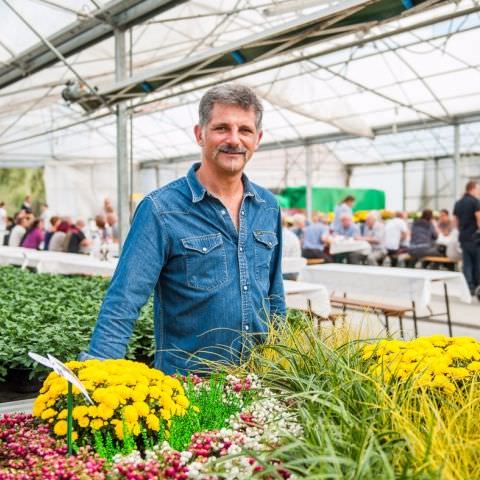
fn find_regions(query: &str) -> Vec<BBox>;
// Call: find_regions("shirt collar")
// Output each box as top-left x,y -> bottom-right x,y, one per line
186,162 -> 266,204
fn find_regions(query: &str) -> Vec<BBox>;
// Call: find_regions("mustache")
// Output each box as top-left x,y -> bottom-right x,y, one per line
217,144 -> 247,155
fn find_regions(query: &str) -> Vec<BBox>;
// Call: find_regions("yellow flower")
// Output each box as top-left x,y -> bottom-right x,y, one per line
90,418 -> 104,430
175,395 -> 189,408
72,406 -> 89,420
133,401 -> 150,417
114,420 -> 125,440
77,417 -> 90,428
146,414 -> 160,431
467,361 -> 480,372
54,420 -> 68,436
192,406 -> 200,413
123,405 -> 138,423
97,403 -> 114,420
57,409 -> 68,420
41,408 -> 57,420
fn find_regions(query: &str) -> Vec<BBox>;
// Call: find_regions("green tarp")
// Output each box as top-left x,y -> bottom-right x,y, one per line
278,187 -> 385,212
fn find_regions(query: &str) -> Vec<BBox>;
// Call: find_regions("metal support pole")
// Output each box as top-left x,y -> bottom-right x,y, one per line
434,157 -> 439,210
115,29 -> 130,250
453,124 -> 460,200
402,161 -> 406,211
305,143 -> 313,223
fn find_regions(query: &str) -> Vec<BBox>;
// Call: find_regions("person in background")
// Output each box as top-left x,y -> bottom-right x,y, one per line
8,216 -> 28,247
95,214 -> 111,242
106,212 -> 119,242
453,180 -> 480,296
0,201 -> 7,232
3,216 -> 14,245
437,208 -> 453,236
43,216 -> 60,251
408,209 -> 441,265
40,203 -> 52,226
21,218 -> 45,250
302,217 -> 331,261
332,213 -> 365,264
65,218 -> 91,254
282,214 -> 302,281
21,195 -> 32,213
362,211 -> 386,265
384,211 -> 409,267
48,220 -> 70,252
291,213 -> 306,244
332,195 -> 355,232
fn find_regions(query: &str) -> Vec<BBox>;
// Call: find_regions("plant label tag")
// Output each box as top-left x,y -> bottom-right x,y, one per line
28,352 -> 93,404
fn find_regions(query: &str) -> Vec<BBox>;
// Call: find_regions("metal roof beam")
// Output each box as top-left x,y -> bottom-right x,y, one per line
0,0 -> 186,90
139,111 -> 480,168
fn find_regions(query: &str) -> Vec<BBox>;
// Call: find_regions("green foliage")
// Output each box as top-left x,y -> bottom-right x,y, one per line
0,266 -> 154,381
92,426 -> 137,463
243,317 -> 441,480
0,168 -> 45,216
168,374 -> 251,452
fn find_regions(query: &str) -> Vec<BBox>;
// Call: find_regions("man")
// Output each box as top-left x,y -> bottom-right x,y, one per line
86,84 -> 285,374
332,213 -> 365,264
362,211 -> 386,266
332,195 -> 355,232
453,180 -> 480,295
437,208 -> 453,237
384,211 -> 409,267
65,218 -> 91,254
301,217 -> 331,261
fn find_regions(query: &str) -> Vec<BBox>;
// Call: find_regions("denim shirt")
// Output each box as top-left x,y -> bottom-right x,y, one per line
88,163 -> 285,375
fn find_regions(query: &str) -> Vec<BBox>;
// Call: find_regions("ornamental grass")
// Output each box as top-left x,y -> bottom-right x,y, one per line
234,317 -> 480,479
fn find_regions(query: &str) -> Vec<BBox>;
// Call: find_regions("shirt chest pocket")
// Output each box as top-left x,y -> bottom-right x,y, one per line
181,233 -> 228,291
253,230 -> 278,283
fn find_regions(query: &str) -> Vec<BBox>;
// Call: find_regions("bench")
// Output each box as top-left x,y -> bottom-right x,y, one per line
306,258 -> 325,265
420,256 -> 458,271
292,298 -> 345,330
330,295 -> 417,338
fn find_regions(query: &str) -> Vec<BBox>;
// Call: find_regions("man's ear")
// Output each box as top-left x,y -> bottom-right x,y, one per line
194,124 -> 203,146
255,130 -> 263,149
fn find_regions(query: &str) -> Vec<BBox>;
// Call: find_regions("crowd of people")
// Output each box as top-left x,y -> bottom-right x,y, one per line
0,195 -> 119,255
282,180 -> 480,295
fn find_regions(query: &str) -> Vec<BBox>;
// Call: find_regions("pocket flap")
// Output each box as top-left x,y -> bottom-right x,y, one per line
181,233 -> 223,254
253,230 -> 278,249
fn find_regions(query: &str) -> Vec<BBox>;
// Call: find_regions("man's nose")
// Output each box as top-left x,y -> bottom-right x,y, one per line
225,128 -> 240,145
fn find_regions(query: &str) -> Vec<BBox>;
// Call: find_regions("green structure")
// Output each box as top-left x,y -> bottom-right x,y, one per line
278,187 -> 385,212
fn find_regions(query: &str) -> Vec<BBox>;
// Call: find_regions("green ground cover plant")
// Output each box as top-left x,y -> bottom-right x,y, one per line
0,266 -> 153,381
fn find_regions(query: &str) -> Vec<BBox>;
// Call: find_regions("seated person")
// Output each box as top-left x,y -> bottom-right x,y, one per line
43,216 -> 60,251
384,212 -> 409,266
437,208 -> 453,236
20,219 -> 45,250
65,218 -> 91,254
282,215 -> 302,280
362,211 -> 386,266
8,216 -> 28,247
48,220 -> 70,252
332,214 -> 365,264
301,220 -> 331,261
408,209 -> 442,265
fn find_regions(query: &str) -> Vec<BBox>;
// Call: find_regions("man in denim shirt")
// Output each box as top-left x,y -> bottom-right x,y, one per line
86,84 -> 285,375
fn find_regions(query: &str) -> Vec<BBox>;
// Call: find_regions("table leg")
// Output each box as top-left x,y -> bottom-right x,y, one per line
444,283 -> 453,337
412,301 -> 418,338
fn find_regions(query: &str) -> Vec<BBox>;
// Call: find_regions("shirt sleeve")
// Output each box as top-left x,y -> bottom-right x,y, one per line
88,196 -> 167,360
268,208 -> 286,319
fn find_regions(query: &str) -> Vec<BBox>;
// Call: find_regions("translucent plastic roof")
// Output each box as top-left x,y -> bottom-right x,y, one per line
0,0 -> 479,168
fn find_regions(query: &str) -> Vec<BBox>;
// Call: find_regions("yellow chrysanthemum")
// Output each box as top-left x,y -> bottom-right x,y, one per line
133,401 -> 150,417
146,414 -> 160,431
123,404 -> 139,423
90,418 -> 104,430
41,408 -> 57,420
54,420 -> 68,436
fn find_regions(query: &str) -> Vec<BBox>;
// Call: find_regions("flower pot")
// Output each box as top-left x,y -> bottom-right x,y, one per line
6,367 -> 45,394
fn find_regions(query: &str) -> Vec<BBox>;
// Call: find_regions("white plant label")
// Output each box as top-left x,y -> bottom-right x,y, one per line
28,352 -> 93,404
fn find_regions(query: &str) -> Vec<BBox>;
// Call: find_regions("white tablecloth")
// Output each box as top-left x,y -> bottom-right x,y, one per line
0,246 -> 118,277
329,239 -> 372,255
283,280 -> 331,318
299,264 -> 471,310
282,256 -> 307,274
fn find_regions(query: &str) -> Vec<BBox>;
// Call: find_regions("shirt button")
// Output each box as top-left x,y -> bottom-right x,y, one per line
202,247 -> 207,252
268,242 -> 272,247
241,210 -> 245,215
221,209 -> 226,215
245,325 -> 249,331
239,246 -> 243,252
243,285 -> 248,291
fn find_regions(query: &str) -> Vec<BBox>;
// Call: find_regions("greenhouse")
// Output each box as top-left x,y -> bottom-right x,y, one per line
1,0 -> 480,478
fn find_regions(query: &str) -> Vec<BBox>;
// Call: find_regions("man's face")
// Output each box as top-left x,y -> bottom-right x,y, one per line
194,103 -> 262,176
341,216 -> 352,228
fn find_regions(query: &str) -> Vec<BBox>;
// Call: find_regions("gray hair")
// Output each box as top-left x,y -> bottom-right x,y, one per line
198,84 -> 263,130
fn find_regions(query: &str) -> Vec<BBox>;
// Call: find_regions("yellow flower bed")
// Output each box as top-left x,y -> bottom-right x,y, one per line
363,335 -> 480,393
32,359 -> 189,440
